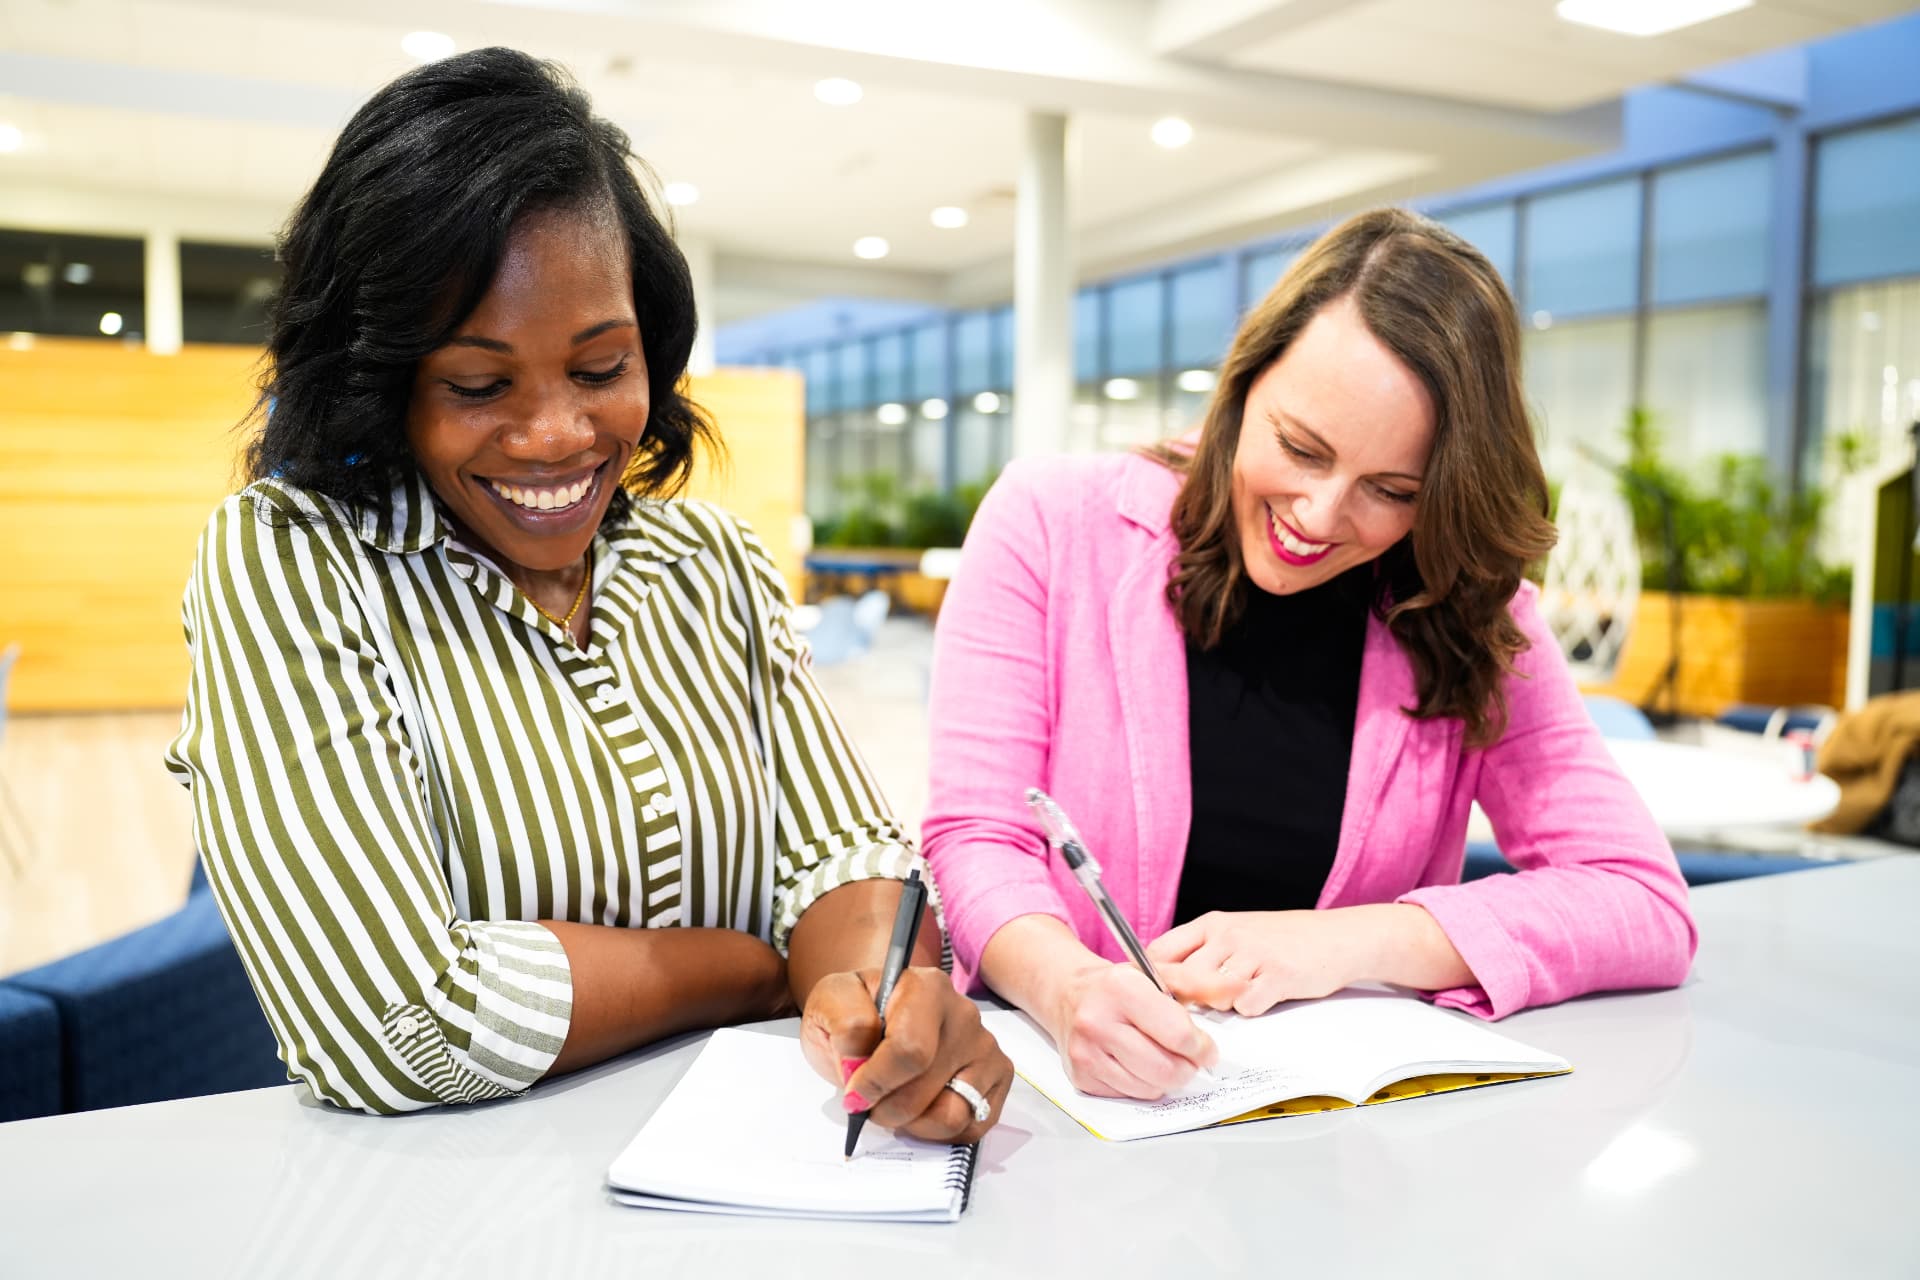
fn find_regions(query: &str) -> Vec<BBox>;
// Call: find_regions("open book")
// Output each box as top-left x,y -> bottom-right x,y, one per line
984,989 -> 1570,1142
606,1028 -> 978,1222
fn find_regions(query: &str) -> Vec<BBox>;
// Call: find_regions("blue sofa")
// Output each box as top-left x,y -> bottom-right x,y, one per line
1462,841 -> 1836,886
0,867 -> 285,1119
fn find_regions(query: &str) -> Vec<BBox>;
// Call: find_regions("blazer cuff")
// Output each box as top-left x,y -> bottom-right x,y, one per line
942,873 -> 1073,995
1396,883 -> 1533,1020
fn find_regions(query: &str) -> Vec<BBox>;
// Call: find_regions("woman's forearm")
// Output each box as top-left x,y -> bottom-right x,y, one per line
1348,903 -> 1476,992
977,913 -> 1109,1037
540,922 -> 793,1076
786,878 -> 943,1005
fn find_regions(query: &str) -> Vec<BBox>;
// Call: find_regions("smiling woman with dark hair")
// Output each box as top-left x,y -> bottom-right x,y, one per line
165,47 -> 1010,1133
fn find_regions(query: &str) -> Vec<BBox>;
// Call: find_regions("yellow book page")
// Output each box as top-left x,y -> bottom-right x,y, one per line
1216,1069 -> 1572,1125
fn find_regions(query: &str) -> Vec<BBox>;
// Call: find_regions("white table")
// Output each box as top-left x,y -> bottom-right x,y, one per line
1471,737 -> 1841,843
3,859 -> 1917,1278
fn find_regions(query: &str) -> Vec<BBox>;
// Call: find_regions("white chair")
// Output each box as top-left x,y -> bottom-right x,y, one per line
850,589 -> 892,654
1541,470 -> 1641,685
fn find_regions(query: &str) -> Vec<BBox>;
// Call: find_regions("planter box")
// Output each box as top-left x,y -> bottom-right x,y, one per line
803,547 -> 949,616
1596,592 -> 1850,718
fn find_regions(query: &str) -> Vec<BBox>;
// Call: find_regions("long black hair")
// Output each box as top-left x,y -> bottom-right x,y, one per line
247,46 -> 713,521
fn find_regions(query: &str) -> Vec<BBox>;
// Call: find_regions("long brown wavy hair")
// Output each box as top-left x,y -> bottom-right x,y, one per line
1148,208 -> 1556,747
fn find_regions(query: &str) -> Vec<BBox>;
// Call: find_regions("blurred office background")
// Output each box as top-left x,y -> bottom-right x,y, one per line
4,0 -> 1920,1116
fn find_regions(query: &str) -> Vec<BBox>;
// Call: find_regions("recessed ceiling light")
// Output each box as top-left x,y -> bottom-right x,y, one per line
0,123 -> 23,154
63,262 -> 93,285
1150,116 -> 1193,149
98,311 -> 124,336
1104,377 -> 1141,401
930,206 -> 968,230
1554,0 -> 1751,37
972,391 -> 1002,414
876,402 -> 909,426
852,236 -> 890,260
920,398 -> 949,420
401,31 -> 455,62
1176,368 -> 1215,394
663,182 -> 700,207
814,77 -> 863,106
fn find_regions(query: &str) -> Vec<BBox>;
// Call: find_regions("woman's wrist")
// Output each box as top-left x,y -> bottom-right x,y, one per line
1342,903 -> 1475,992
978,913 -> 1107,1040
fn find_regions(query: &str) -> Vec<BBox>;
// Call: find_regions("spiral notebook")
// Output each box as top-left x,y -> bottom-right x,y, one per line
606,1028 -> 978,1222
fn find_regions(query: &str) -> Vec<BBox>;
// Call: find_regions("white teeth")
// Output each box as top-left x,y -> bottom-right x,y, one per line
1269,509 -> 1330,556
489,475 -> 595,511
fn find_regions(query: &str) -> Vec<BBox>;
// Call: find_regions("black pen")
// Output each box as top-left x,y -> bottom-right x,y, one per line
843,869 -> 929,1158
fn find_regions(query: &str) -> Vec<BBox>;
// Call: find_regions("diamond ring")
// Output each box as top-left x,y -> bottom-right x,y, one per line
945,1075 -> 991,1124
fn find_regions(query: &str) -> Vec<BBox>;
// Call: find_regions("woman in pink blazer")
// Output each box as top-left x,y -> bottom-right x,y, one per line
923,208 -> 1696,1101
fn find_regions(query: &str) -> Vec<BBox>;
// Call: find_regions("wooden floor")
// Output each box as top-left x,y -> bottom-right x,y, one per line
0,711 -> 198,975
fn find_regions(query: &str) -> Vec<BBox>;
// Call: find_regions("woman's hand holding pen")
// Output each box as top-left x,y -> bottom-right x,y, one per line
1044,959 -> 1220,1100
799,968 -> 1012,1143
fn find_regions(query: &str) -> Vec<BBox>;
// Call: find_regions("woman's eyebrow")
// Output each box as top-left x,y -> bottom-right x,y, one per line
1273,410 -> 1424,484
441,318 -> 635,354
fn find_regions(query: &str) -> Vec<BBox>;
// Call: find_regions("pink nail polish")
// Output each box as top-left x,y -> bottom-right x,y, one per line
840,1056 -> 868,1082
842,1088 -> 870,1114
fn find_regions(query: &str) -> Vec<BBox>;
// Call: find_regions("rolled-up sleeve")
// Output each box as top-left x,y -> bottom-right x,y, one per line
164,493 -> 572,1114
723,517 -> 927,951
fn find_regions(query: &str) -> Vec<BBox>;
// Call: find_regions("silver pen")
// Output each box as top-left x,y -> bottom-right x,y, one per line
1025,787 -> 1167,992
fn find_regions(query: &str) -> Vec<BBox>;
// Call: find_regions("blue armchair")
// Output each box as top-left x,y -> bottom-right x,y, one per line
5,872 -> 285,1114
1461,840 -> 1835,886
0,984 -> 61,1122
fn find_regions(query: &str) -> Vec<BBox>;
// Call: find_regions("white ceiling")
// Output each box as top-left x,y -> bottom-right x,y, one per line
0,0 -> 1908,325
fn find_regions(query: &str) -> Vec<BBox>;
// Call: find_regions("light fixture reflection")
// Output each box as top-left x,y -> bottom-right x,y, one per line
876,402 -> 909,426
814,78 -> 863,106
920,398 -> 949,420
1151,116 -> 1193,149
1583,1125 -> 1698,1196
663,182 -> 699,207
98,311 -> 124,336
1104,377 -> 1141,400
972,391 -> 1002,414
1176,368 -> 1215,394
853,236 -> 890,260
930,206 -> 968,229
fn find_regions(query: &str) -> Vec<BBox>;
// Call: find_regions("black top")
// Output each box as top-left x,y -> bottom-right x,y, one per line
1174,566 -> 1372,923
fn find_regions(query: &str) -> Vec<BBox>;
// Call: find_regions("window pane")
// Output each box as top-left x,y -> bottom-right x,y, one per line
803,348 -> 832,416
1108,275 -> 1164,375
0,228 -> 145,340
1440,203 -> 1517,284
180,241 -> 279,345
1642,303 -> 1768,466
1814,116 -> 1920,287
953,393 -> 1011,487
1074,289 -> 1102,382
1098,372 -> 1167,449
870,331 -> 907,404
831,341 -> 869,411
1522,315 -> 1636,480
1652,153 -> 1770,306
1522,178 -> 1642,318
1241,245 -> 1299,311
990,306 -> 1015,389
910,402 -> 947,492
907,320 -> 947,402
1169,261 -> 1231,369
953,312 -> 992,393
1805,277 -> 1920,475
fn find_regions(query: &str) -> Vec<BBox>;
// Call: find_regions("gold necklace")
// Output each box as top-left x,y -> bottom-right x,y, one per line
528,553 -> 592,634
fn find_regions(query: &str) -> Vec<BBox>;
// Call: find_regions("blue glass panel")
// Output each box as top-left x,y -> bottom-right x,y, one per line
1169,260 -> 1232,368
870,331 -> 907,403
1075,289 -> 1102,382
803,348 -> 831,416
1522,178 -> 1642,318
990,307 -> 1015,389
1440,203 -> 1517,284
1652,151 -> 1771,305
907,320 -> 948,402
1814,116 -> 1920,287
953,311 -> 993,393
1241,245 -> 1298,309
831,340 -> 868,411
1108,275 -> 1165,375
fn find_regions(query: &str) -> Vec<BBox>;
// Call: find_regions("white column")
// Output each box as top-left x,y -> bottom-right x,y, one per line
1013,111 -> 1073,460
681,236 -> 717,376
143,227 -> 183,355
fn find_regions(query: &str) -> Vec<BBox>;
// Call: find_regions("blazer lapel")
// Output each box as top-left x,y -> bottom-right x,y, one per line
1322,611 -> 1415,905
1106,461 -> 1192,934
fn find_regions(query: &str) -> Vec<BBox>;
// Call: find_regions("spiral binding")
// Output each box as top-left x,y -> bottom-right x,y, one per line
944,1141 -> 980,1214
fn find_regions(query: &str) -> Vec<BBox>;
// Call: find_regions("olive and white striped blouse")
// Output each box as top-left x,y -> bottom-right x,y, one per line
164,473 -> 919,1115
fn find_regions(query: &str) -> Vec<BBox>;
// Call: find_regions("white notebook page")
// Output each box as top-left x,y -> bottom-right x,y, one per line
607,1028 -> 971,1218
986,990 -> 1569,1141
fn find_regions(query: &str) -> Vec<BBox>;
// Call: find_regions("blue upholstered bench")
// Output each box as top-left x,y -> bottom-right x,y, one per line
1462,840 -> 1836,886
6,877 -> 285,1114
0,984 -> 62,1122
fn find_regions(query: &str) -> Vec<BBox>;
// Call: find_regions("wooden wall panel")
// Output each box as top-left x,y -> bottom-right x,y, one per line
0,339 -> 804,711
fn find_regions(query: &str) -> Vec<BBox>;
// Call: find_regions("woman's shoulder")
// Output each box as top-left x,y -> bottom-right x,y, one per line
984,449 -> 1178,532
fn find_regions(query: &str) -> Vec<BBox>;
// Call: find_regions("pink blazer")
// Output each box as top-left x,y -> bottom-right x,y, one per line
922,451 -> 1696,1019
